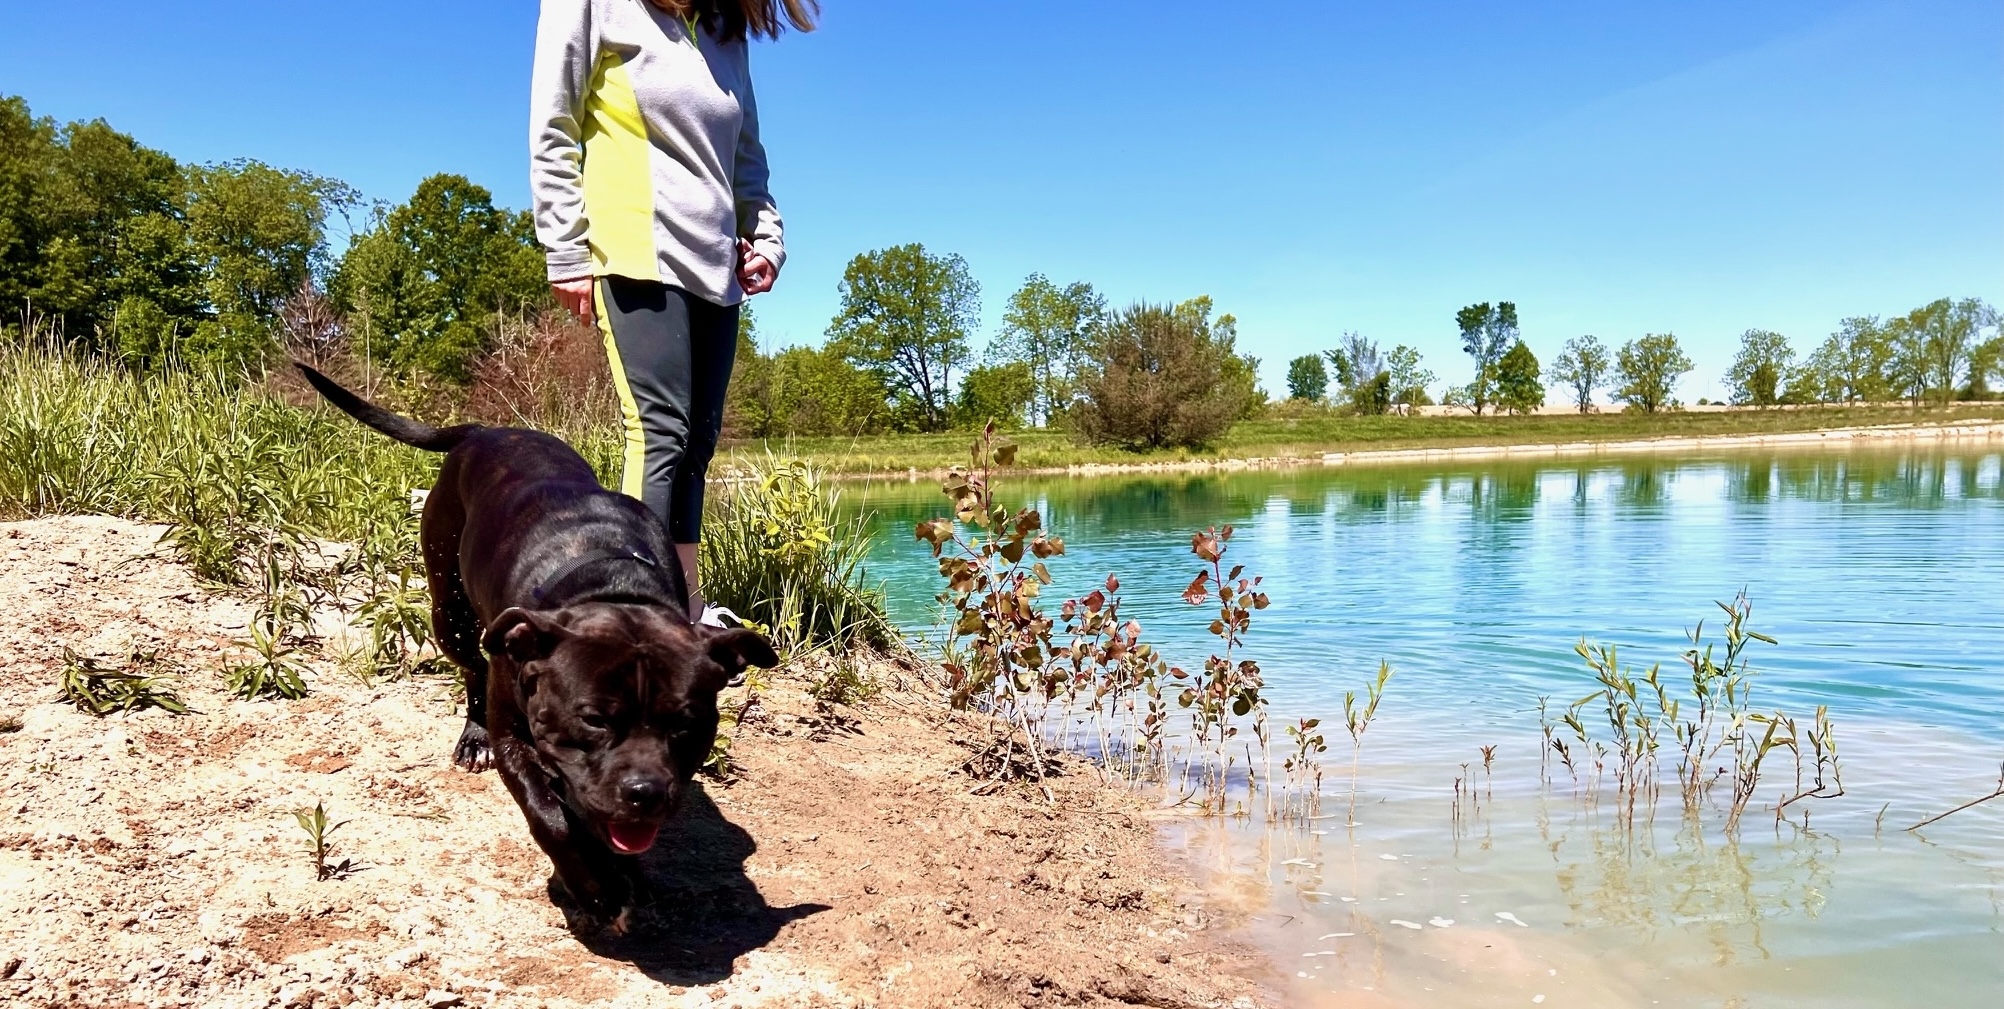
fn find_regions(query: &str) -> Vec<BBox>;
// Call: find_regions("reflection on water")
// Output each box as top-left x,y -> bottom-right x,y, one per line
847,445 -> 2004,1007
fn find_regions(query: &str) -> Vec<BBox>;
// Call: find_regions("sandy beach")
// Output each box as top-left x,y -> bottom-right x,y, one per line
0,515 -> 1276,1009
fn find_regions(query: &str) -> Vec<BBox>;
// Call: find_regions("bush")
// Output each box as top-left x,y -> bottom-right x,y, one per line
1072,301 -> 1260,450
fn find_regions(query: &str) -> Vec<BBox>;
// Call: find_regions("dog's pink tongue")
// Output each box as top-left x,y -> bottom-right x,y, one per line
608,821 -> 659,855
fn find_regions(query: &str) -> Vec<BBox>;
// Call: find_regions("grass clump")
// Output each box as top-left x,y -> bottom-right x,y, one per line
701,454 -> 893,657
58,648 -> 190,716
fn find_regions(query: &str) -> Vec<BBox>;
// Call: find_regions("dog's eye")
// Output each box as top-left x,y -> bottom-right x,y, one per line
579,712 -> 611,732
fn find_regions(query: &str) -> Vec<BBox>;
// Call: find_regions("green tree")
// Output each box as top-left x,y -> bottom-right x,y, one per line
826,243 -> 978,433
0,98 -> 206,353
989,274 -> 1104,426
1882,312 -> 1931,407
1803,317 -> 1890,404
1285,353 -> 1328,401
1074,299 -> 1260,450
329,174 -> 544,381
1324,331 -> 1388,415
1900,297 -> 1995,405
1614,333 -> 1693,413
1724,329 -> 1795,408
1456,301 -> 1519,415
180,160 -> 342,365
1549,335 -> 1610,414
955,361 -> 1036,429
1493,339 -> 1544,414
1971,328 -> 2004,401
1384,344 -> 1436,412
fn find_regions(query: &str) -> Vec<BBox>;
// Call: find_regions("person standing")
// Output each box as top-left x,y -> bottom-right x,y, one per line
529,0 -> 815,623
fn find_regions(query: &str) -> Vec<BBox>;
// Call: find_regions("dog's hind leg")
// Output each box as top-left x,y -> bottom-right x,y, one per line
429,561 -> 494,772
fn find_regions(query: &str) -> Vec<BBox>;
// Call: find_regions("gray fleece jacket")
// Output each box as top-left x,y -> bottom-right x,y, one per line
529,0 -> 785,305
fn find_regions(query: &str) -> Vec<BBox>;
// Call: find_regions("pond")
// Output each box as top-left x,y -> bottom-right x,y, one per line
841,445 -> 2004,1008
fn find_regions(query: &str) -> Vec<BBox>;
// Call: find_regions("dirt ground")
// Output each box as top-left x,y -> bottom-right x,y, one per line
0,515 -> 1276,1009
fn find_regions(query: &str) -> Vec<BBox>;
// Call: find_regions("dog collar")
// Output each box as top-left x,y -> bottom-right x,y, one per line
530,550 -> 661,606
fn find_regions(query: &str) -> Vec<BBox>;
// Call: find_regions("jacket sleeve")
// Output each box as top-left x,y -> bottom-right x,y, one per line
732,55 -> 786,274
529,0 -> 596,282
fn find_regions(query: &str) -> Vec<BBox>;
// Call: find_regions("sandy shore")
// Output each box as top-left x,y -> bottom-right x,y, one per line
0,516 -> 1276,1009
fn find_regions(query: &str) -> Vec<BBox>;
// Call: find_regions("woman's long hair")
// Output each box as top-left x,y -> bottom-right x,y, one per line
648,0 -> 818,42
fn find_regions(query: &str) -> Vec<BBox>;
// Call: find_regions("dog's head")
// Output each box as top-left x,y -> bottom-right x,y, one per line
481,603 -> 777,855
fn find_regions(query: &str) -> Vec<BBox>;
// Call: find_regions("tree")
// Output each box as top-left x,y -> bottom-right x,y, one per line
179,160 -> 348,365
1324,331 -> 1388,415
989,274 -> 1104,426
826,243 -> 977,433
726,315 -> 894,439
1493,339 -> 1544,414
1724,329 -> 1795,408
1384,345 -> 1436,412
1549,335 -> 1610,414
1803,317 -> 1890,404
1073,299 -> 1260,450
955,361 -> 1036,429
1972,328 -> 2004,401
1614,333 -> 1693,413
1882,312 -> 1931,407
1899,297 -> 1996,405
1455,301 -> 1519,415
1285,354 -> 1328,402
329,173 -> 544,381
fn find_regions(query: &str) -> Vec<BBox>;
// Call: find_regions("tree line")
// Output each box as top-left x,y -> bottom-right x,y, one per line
6,96 -> 1997,449
1285,298 -> 2000,416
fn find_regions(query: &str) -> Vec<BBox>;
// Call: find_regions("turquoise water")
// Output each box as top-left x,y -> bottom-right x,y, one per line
844,446 -> 2004,1008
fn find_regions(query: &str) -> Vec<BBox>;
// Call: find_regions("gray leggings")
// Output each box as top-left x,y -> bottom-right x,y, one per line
594,276 -> 738,543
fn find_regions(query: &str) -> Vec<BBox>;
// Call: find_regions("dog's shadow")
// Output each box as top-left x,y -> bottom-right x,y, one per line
562,784 -> 827,987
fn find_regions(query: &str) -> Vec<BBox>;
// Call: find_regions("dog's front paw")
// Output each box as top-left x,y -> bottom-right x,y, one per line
452,721 -> 494,772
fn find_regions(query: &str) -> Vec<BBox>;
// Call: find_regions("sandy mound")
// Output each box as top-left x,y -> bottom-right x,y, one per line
0,516 -> 1273,1009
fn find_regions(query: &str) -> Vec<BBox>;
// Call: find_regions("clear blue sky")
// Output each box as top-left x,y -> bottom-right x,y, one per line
4,0 -> 1999,400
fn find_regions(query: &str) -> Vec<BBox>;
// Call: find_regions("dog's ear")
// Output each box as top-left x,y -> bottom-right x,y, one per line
700,627 -> 779,687
483,608 -> 567,664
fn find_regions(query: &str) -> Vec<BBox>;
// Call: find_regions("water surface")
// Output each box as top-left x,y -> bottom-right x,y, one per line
844,446 -> 2004,1008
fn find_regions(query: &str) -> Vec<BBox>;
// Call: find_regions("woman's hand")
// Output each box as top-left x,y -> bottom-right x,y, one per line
552,277 -> 595,326
738,239 -> 778,295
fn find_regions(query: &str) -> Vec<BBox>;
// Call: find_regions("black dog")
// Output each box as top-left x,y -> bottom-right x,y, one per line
296,364 -> 776,930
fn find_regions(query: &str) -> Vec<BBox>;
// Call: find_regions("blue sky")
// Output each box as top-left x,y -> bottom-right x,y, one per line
4,0 -> 1999,401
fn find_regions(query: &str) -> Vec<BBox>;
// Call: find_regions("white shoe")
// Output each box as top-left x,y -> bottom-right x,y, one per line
698,603 -> 744,629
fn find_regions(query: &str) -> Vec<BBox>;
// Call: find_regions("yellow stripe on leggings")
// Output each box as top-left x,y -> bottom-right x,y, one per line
594,283 -> 647,500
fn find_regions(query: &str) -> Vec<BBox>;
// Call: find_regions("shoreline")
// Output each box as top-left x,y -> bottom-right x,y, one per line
806,419 -> 2004,483
0,515 -> 1278,1008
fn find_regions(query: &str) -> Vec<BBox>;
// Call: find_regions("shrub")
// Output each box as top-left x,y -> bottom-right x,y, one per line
1072,301 -> 1260,450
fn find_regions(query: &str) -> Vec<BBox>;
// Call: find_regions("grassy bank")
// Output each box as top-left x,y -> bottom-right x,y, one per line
718,403 -> 2004,476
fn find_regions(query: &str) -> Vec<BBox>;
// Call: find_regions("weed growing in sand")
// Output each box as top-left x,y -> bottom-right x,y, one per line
292,802 -> 357,881
58,648 -> 190,716
227,613 -> 313,701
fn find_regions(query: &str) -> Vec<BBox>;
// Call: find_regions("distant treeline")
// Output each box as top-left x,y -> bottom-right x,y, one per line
4,95 -> 1997,451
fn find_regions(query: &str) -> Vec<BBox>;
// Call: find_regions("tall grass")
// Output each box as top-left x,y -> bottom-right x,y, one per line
0,339 -> 889,664
0,341 -> 431,544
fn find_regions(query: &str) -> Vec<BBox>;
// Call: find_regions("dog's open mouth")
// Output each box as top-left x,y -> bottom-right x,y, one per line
606,819 -> 661,855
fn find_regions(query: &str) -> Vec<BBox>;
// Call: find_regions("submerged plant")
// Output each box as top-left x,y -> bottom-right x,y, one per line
1907,760 -> 2004,832
1172,525 -> 1271,811
1343,662 -> 1392,824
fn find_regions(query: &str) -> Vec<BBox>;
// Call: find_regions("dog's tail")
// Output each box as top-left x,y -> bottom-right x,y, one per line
293,363 -> 478,453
